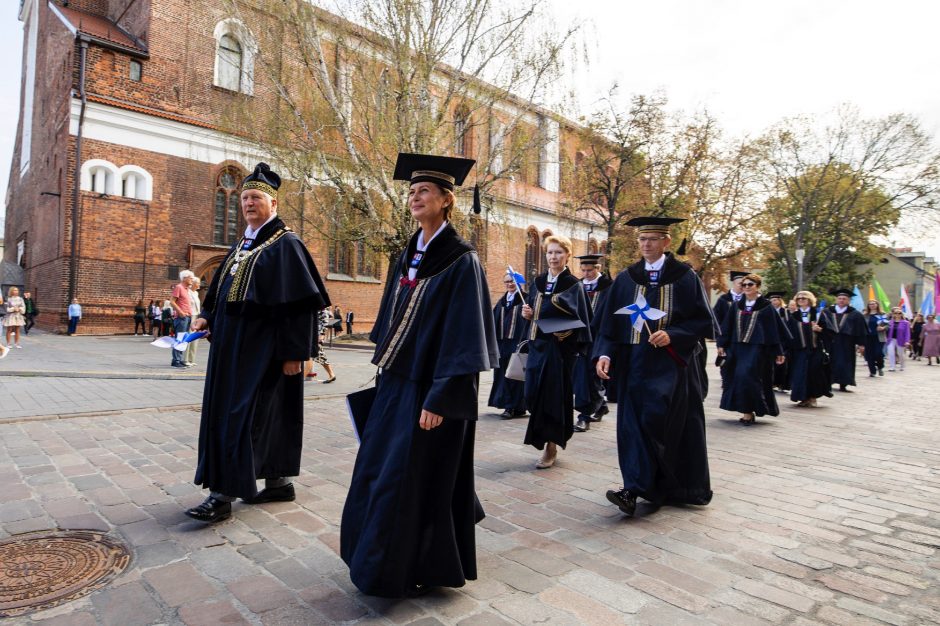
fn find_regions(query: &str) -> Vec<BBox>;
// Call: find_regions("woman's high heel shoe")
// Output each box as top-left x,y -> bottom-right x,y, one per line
535,443 -> 557,469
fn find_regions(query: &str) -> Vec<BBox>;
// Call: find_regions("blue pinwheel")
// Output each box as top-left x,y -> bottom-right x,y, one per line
614,293 -> 667,333
151,330 -> 209,352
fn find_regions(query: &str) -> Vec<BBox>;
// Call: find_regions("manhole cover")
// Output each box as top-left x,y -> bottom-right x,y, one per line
0,530 -> 130,617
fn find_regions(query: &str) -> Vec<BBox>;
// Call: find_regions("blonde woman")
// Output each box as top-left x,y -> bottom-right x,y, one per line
3,287 -> 27,348
786,290 -> 833,407
520,235 -> 592,469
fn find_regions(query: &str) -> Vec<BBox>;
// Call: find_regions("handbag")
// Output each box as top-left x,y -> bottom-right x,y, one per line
505,340 -> 529,381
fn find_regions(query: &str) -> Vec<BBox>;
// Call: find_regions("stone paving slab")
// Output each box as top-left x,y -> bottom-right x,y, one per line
1,349 -> 939,624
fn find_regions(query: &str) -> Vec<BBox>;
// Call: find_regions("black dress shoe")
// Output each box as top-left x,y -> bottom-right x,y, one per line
243,483 -> 295,504
406,584 -> 437,597
574,418 -> 590,432
512,410 -> 528,417
499,410 -> 513,419
184,496 -> 232,523
606,489 -> 637,517
590,405 -> 609,422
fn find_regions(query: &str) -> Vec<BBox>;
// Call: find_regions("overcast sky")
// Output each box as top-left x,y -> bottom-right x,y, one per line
3,0 -> 938,256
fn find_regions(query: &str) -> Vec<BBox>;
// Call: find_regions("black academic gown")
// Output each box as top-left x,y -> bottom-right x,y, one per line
573,274 -> 613,417
773,307 -> 791,389
523,269 -> 592,450
787,308 -> 834,402
820,306 -> 866,387
593,254 -> 714,505
712,291 -> 740,387
717,297 -> 788,417
488,291 -> 528,413
194,217 -> 329,499
341,224 -> 498,598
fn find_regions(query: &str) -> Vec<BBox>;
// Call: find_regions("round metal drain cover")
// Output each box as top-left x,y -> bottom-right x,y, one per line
0,530 -> 130,617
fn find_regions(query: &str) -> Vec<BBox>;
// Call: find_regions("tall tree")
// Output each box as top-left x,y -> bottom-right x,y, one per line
756,107 -> 940,294
221,0 -> 577,265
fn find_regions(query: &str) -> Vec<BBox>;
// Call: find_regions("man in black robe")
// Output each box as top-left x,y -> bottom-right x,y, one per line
573,254 -> 613,432
820,288 -> 866,392
595,217 -> 715,517
768,291 -> 791,391
712,271 -> 747,388
488,273 -> 528,418
185,163 -> 329,524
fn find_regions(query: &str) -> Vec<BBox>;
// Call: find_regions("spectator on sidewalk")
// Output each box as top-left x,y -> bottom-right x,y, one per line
3,287 -> 27,349
133,299 -> 147,335
67,298 -> 82,335
23,291 -> 38,334
345,308 -> 354,335
184,278 -> 202,367
306,308 -> 337,382
170,270 -> 195,367
148,300 -> 161,337
333,306 -> 343,335
922,314 -> 940,365
161,300 -> 173,336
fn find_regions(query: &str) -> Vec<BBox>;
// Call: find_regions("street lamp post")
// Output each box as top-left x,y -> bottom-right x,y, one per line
795,248 -> 805,292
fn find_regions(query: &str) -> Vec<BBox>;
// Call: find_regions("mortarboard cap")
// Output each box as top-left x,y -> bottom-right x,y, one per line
574,254 -> 604,265
830,287 -> 854,297
730,271 -> 749,281
242,163 -> 281,198
626,216 -> 685,234
393,153 -> 475,191
536,285 -> 587,334
766,291 -> 786,300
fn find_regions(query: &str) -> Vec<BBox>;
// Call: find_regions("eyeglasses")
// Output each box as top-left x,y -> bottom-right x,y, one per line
741,282 -> 757,287
637,237 -> 665,243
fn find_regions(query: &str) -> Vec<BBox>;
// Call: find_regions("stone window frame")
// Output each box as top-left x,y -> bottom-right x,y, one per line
80,159 -> 119,195
213,18 -> 257,95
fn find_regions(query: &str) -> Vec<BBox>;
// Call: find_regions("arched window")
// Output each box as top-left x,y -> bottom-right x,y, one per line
213,19 -> 256,95
117,165 -> 153,201
524,228 -> 540,285
80,159 -> 119,195
454,106 -> 471,157
214,167 -> 242,245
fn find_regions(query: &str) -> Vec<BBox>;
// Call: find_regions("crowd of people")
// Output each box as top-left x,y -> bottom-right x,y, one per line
4,154 -> 934,606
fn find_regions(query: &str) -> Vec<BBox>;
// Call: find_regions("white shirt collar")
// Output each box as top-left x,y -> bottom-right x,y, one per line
547,268 -> 564,283
244,213 -> 277,240
582,276 -> 599,286
800,307 -> 811,313
506,291 -> 516,302
644,255 -> 666,271
835,305 -> 848,314
746,299 -> 757,306
418,221 -> 448,251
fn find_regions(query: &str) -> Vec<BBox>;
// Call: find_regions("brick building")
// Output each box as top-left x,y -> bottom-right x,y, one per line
5,0 -> 602,334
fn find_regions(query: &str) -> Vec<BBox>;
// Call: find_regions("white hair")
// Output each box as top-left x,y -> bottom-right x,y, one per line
179,269 -> 195,281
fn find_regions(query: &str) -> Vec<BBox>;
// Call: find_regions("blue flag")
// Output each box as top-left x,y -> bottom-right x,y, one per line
510,271 -> 526,285
851,285 -> 864,311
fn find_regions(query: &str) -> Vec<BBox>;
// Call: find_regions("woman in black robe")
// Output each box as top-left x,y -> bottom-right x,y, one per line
520,235 -> 591,469
787,290 -> 834,407
717,274 -> 788,424
488,274 -> 528,418
340,154 -> 498,598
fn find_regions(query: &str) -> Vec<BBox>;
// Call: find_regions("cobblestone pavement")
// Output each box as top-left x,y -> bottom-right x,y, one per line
1,347 -> 939,625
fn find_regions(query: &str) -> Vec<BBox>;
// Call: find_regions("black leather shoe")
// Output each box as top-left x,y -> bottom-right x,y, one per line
511,410 -> 528,418
606,489 -> 637,517
574,418 -> 590,432
184,496 -> 232,523
499,410 -> 513,419
243,483 -> 295,504
590,405 -> 609,422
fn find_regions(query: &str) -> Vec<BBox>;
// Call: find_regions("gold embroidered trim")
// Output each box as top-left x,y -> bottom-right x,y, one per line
376,279 -> 429,368
736,305 -> 760,343
630,285 -> 644,344
243,181 -> 277,198
221,228 -> 292,303
529,293 -> 544,341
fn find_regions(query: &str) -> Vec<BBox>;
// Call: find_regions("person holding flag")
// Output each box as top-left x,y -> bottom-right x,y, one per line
488,269 -> 529,419
820,288 -> 867,392
594,216 -> 715,517
572,253 -> 613,432
520,235 -> 592,469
